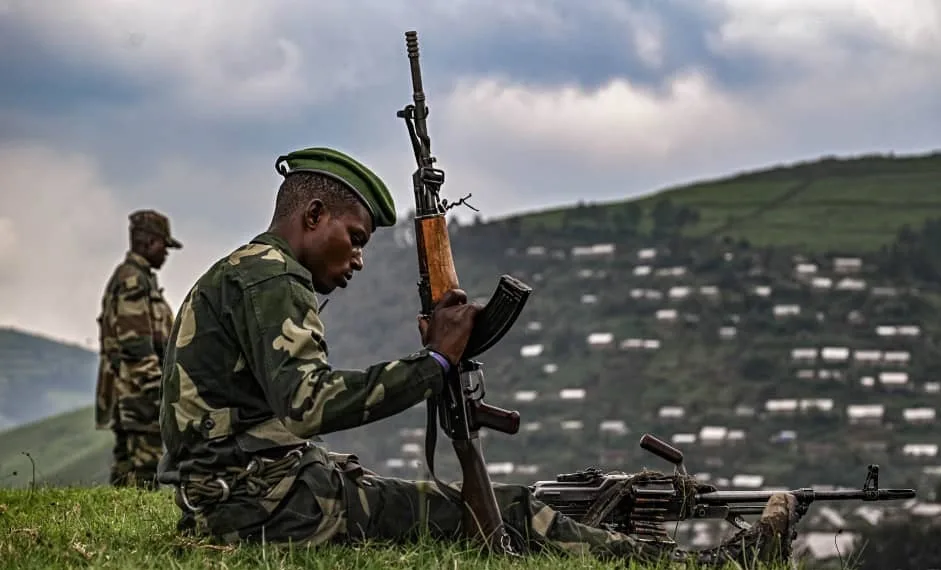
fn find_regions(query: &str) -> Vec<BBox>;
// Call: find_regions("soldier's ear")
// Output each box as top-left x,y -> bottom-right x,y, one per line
303,199 -> 326,230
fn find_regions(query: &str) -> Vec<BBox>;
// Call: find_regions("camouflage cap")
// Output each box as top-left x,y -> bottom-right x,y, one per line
274,147 -> 396,230
129,209 -> 183,249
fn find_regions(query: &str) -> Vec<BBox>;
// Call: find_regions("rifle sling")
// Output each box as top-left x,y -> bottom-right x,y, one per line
423,397 -> 466,507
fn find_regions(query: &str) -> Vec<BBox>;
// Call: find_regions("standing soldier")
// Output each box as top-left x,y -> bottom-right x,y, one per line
96,209 -> 182,489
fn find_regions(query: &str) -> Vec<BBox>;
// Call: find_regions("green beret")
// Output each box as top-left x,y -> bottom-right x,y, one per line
275,147 -> 396,229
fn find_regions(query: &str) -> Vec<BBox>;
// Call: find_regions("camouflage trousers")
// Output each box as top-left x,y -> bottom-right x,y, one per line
215,459 -> 797,568
110,429 -> 162,490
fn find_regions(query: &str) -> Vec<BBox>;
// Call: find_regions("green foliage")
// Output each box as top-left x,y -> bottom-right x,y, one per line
0,486 -> 773,570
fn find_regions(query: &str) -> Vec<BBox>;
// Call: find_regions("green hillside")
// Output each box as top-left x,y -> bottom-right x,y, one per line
0,328 -> 97,431
2,150 -> 941,499
0,407 -> 111,489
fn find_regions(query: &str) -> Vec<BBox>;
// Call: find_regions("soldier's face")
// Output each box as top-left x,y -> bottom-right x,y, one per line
145,238 -> 169,269
302,201 -> 371,294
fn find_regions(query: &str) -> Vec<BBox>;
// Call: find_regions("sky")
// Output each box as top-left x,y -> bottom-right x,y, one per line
0,0 -> 939,348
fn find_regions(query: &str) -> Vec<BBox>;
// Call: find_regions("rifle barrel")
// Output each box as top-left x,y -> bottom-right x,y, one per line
698,488 -> 915,505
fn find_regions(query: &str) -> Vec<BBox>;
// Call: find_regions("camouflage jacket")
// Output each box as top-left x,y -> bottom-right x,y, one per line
96,251 -> 175,432
157,232 -> 445,536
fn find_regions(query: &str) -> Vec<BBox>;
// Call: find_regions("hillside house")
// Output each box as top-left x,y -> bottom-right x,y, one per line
516,464 -> 540,476
560,388 -> 586,400
719,326 -> 737,339
399,427 -> 425,439
671,433 -> 696,445
875,325 -> 898,337
821,347 -> 850,362
577,269 -> 595,279
847,404 -> 884,425
883,351 -> 911,366
526,320 -> 542,332
633,265 -> 652,276
656,309 -> 678,321
645,289 -> 664,300
599,420 -> 628,435
487,462 -> 514,475
525,246 -> 546,256
752,285 -> 772,297
668,286 -> 691,299
795,263 -> 818,276
637,248 -> 657,259
659,406 -> 685,420
700,285 -> 719,297
561,420 -> 583,431
620,338 -> 643,350
859,376 -> 875,388
811,277 -> 833,289
385,458 -> 406,469
925,382 -> 941,394
796,369 -> 815,380
853,349 -> 882,364
643,339 -> 661,350
630,288 -> 644,299
879,371 -> 910,389
903,408 -> 936,424
514,390 -> 538,402
520,344 -> 543,357
727,429 -> 746,444
699,426 -> 728,446
773,304 -> 801,317
898,324 -> 921,336
523,422 -> 542,432
732,474 -> 764,489
833,257 -> 862,273
836,278 -> 866,291
543,363 -> 558,374
581,293 -> 598,304
765,399 -> 798,415
791,348 -> 818,362
401,443 -> 421,455
586,332 -> 613,346
571,243 -> 615,257
817,369 -> 844,381
800,398 -> 834,413
656,266 -> 688,277
902,444 -> 938,458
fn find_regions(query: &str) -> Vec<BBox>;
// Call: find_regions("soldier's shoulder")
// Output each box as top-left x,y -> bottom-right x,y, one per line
111,260 -> 152,294
211,241 -> 310,290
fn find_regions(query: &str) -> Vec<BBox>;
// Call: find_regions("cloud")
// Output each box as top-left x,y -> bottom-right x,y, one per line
0,0 -> 939,344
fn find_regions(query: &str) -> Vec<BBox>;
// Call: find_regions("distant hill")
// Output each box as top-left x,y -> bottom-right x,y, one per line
0,327 -> 96,431
0,406 -> 111,488
2,149 -> 941,495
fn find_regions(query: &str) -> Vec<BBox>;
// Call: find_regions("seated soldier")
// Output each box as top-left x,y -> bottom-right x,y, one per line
157,147 -> 803,568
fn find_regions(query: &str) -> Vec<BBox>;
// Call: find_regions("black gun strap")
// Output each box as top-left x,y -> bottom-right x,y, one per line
423,398 -> 465,506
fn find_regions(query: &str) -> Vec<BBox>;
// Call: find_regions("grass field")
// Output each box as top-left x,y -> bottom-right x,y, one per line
0,486 -> 812,570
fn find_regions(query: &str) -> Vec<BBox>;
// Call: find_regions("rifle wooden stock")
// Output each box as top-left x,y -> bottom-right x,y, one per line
414,215 -> 461,303
453,439 -> 509,547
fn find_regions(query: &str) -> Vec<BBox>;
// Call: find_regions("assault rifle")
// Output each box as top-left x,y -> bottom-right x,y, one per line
396,30 -> 533,555
530,433 -> 917,544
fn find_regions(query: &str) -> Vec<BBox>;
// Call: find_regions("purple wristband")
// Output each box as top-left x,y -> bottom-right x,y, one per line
428,350 -> 451,374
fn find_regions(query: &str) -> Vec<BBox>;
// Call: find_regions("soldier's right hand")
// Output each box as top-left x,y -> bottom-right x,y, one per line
423,288 -> 481,366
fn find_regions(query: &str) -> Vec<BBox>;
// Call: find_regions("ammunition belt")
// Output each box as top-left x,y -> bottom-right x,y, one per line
179,447 -> 306,512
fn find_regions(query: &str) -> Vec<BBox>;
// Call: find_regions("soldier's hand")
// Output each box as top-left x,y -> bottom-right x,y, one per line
423,289 -> 481,366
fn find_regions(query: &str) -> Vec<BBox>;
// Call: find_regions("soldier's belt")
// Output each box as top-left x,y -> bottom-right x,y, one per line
179,448 -> 305,512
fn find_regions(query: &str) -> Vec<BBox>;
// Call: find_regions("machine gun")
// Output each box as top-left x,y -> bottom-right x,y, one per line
396,30 -> 533,555
530,433 -> 917,544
